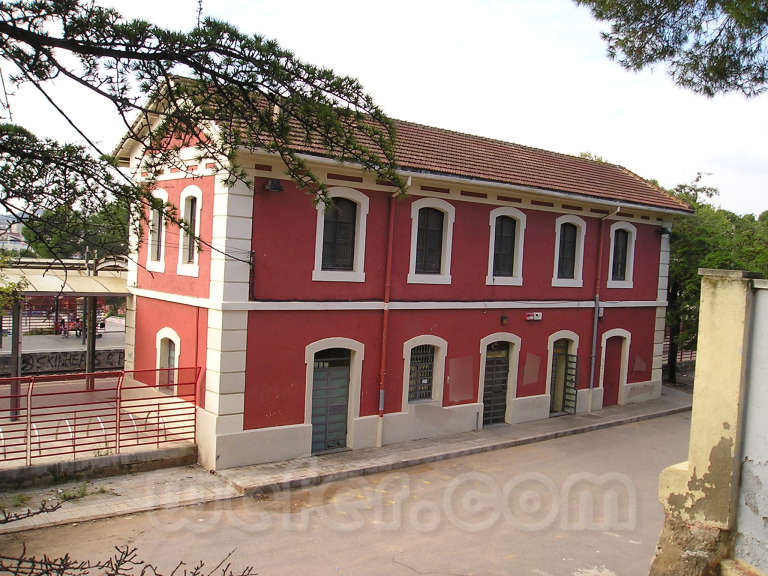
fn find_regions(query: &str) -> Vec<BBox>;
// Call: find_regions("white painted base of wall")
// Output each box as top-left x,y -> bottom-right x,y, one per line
350,415 -> 379,449
575,388 -> 605,413
382,402 -> 482,445
507,394 -> 550,424
621,380 -> 662,404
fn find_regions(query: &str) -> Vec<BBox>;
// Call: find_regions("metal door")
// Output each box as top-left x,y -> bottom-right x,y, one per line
312,348 -> 350,454
551,340 -> 578,415
483,341 -> 509,425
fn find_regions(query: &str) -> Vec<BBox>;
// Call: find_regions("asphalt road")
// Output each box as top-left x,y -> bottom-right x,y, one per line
0,412 -> 691,576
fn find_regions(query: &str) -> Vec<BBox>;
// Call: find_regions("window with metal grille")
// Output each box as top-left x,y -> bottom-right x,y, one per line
557,222 -> 577,279
611,228 -> 628,281
408,344 -> 435,401
493,215 -> 517,276
182,195 -> 197,264
322,197 -> 356,271
415,208 -> 444,274
149,206 -> 162,262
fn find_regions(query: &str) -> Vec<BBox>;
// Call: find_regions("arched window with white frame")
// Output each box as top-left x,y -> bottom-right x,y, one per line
402,335 -> 448,409
155,327 -> 181,393
177,185 -> 203,277
552,214 -> 586,287
147,189 -> 168,273
408,198 -> 455,285
312,187 -> 369,282
607,221 -> 637,289
486,207 -> 526,286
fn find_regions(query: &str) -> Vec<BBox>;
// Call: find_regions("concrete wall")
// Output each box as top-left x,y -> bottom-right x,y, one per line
651,270 -> 767,576
733,282 -> 768,573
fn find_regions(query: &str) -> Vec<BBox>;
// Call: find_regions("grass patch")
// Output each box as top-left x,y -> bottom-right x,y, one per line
58,482 -> 88,502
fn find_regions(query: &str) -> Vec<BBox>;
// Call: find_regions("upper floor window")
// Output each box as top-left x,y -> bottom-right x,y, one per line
401,334 -> 448,408
312,187 -> 369,282
322,197 -> 356,271
607,221 -> 637,289
552,215 -> 586,287
178,185 -> 202,277
146,189 -> 167,273
486,207 -> 526,286
408,198 -> 455,285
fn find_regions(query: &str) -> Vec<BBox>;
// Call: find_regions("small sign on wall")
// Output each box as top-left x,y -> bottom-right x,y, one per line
525,312 -> 543,321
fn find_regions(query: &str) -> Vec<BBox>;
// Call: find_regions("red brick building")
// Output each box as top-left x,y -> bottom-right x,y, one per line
117,119 -> 691,469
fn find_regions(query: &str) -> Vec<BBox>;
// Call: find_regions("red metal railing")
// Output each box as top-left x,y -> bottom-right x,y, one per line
661,338 -> 697,364
0,368 -> 200,466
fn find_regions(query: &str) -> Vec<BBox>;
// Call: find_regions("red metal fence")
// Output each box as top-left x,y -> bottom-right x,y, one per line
661,338 -> 697,365
0,368 -> 199,466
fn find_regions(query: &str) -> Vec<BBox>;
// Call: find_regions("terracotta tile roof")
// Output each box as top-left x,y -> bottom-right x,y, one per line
294,118 -> 691,213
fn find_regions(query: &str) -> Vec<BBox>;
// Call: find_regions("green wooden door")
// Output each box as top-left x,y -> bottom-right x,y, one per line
312,348 -> 350,454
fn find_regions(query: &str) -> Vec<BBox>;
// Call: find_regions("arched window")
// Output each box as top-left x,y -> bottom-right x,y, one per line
408,198 -> 455,285
607,222 -> 637,289
312,187 -> 369,282
178,185 -> 203,277
486,207 -> 526,285
401,335 -> 448,408
552,215 -> 586,287
155,327 -> 181,392
147,189 -> 167,273
322,197 -> 356,271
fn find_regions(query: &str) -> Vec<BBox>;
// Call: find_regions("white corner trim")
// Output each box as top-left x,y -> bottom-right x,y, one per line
478,332 -> 522,425
598,328 -> 631,405
146,188 -> 168,274
544,330 -> 580,398
606,221 -> 636,289
552,214 -> 586,288
312,187 -> 369,283
177,184 -> 203,277
304,337 -> 365,449
486,206 -> 526,286
408,197 -> 455,285
401,334 -> 448,410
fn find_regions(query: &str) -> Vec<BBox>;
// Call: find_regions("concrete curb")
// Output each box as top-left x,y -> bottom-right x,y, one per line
232,404 -> 692,495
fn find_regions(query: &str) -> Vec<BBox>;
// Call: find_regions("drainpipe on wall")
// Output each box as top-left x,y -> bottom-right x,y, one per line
376,193 -> 397,447
588,205 -> 621,411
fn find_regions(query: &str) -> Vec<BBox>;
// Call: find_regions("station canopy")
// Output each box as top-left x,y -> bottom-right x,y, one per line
0,258 -> 129,296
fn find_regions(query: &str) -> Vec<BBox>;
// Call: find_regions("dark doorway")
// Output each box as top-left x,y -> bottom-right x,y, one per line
483,341 -> 510,425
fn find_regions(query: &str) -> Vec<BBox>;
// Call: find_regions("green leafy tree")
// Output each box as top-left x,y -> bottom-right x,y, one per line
575,0 -> 768,96
0,0 -> 404,262
666,177 -> 768,381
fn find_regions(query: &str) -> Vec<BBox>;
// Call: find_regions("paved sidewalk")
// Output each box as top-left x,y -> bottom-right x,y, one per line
0,386 -> 691,534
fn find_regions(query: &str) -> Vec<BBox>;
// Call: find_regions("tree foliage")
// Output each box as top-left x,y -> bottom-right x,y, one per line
576,0 -> 768,96
665,176 -> 768,380
0,0 -> 404,262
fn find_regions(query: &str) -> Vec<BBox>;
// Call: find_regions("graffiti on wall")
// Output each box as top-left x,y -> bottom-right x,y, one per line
0,348 -> 125,375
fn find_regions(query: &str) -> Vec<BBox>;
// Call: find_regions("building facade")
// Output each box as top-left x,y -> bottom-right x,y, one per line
118,120 -> 691,470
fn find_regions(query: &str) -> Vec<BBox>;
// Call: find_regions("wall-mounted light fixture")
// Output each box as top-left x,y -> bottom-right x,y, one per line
500,314 -> 508,326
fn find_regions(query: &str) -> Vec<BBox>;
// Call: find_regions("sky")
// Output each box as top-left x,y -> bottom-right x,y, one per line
6,0 -> 767,215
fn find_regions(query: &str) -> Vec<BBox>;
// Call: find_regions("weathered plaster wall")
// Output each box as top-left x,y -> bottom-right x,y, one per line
734,283 -> 768,573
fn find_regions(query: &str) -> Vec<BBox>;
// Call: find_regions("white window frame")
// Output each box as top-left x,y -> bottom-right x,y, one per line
408,198 -> 455,285
401,334 -> 448,409
486,207 -> 526,286
177,185 -> 203,277
155,326 -> 181,390
146,189 -> 168,273
312,187 -> 369,283
606,221 -> 637,289
552,214 -> 586,288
